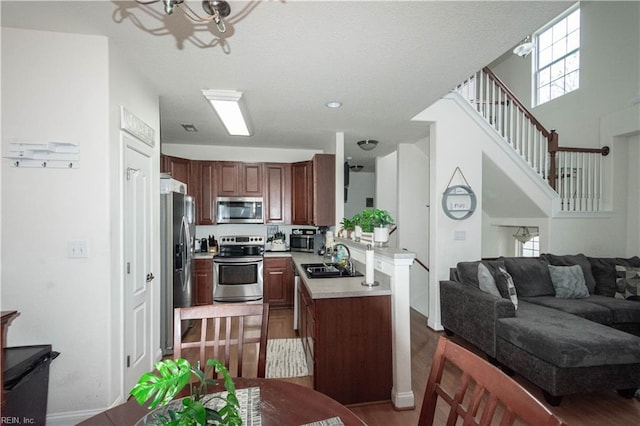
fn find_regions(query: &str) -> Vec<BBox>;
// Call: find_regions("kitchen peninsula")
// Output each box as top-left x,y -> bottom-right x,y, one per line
275,240 -> 416,409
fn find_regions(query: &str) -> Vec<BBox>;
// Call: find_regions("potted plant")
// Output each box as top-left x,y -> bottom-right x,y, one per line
350,212 -> 363,241
371,209 -> 394,245
130,358 -> 242,425
340,217 -> 355,239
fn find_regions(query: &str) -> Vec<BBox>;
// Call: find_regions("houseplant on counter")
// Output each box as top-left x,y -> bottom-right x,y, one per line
130,358 -> 241,425
351,209 -> 394,246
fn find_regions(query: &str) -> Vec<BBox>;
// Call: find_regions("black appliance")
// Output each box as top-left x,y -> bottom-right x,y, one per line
214,235 -> 265,302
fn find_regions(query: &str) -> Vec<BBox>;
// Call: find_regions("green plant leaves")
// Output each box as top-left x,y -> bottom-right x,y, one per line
130,358 -> 192,409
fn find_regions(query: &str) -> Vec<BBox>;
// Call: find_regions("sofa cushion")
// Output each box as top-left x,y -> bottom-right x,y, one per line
497,302 -> 640,368
583,295 -> 640,324
541,253 -> 597,294
457,260 -> 505,288
495,267 -> 518,309
520,296 -> 612,325
503,257 -> 555,297
547,264 -> 589,299
477,263 -> 501,297
587,257 -> 618,297
615,265 -> 640,299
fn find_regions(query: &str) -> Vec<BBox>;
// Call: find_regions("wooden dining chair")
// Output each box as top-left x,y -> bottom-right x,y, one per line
173,303 -> 270,378
418,336 -> 568,426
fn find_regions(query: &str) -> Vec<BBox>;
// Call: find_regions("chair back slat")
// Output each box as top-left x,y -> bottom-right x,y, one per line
418,337 -> 568,426
173,303 -> 270,378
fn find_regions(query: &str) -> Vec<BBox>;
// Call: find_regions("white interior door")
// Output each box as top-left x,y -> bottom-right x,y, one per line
123,133 -> 154,393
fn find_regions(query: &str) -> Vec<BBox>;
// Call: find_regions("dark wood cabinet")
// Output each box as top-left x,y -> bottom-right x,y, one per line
161,155 -> 191,188
297,282 -> 392,405
264,163 -> 291,224
263,257 -> 294,308
292,154 -> 335,226
193,258 -> 214,305
312,154 -> 335,227
291,160 -> 313,225
216,161 -> 263,196
194,161 -> 216,225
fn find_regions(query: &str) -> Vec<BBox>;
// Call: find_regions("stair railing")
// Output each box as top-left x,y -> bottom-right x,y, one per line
455,67 -> 609,212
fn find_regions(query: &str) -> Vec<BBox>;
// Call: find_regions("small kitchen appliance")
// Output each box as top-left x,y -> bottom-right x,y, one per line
216,196 -> 264,224
290,228 -> 316,252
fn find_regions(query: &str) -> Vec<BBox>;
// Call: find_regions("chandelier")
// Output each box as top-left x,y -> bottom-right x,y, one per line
137,0 -> 232,32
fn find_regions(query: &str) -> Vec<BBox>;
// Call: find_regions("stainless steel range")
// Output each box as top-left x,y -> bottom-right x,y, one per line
213,235 -> 265,302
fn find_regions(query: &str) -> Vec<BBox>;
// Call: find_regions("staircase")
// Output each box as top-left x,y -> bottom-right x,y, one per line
454,67 -> 609,212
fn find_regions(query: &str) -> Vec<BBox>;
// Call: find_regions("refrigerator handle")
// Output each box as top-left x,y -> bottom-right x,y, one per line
182,216 -> 192,285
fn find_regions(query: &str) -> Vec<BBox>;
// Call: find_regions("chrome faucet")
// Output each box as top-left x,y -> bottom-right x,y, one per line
333,243 -> 355,275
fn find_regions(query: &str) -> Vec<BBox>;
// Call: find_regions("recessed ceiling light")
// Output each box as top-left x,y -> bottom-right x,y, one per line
325,101 -> 342,109
181,123 -> 198,132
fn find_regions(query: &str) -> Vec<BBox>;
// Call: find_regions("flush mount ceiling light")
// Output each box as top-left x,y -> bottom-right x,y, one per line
202,90 -> 252,136
349,165 -> 364,172
136,0 -> 231,32
513,36 -> 535,57
513,226 -> 533,243
325,101 -> 342,109
357,139 -> 378,151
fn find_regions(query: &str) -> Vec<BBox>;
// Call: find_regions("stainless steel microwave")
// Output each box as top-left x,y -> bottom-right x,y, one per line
290,234 -> 314,252
216,197 -> 264,224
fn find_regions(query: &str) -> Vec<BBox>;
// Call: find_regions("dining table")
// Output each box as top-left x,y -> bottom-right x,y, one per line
78,377 -> 366,425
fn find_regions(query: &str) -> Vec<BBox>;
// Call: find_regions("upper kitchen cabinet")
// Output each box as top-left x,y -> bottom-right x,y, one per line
216,161 -> 263,196
193,161 -> 216,225
292,154 -> 335,226
264,163 -> 292,224
161,155 -> 191,189
291,160 -> 313,225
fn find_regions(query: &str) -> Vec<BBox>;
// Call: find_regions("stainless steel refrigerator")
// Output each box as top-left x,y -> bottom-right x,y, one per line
160,190 -> 195,355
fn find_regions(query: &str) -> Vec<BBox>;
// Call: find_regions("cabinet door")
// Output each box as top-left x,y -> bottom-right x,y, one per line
291,161 -> 313,225
216,161 -> 240,196
264,163 -> 291,224
263,257 -> 293,308
198,162 -> 216,225
193,259 -> 214,305
241,163 -> 263,196
162,155 -> 190,187
312,154 -> 335,227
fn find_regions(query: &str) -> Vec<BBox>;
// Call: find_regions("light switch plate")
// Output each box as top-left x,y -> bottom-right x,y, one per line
454,230 -> 466,241
67,240 -> 89,258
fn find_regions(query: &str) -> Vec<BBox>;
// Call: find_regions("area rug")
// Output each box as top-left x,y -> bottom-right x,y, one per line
266,338 -> 310,378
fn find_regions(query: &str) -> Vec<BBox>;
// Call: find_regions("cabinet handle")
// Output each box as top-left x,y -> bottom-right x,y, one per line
146,273 -> 155,282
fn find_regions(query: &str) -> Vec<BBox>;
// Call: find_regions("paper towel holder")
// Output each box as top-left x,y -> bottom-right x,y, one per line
362,244 -> 379,287
361,280 -> 379,287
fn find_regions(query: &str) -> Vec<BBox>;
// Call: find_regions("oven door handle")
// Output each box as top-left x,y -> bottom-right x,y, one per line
214,258 -> 263,265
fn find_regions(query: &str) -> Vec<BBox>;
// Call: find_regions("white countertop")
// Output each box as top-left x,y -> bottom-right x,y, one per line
290,251 -> 391,299
192,252 -> 215,260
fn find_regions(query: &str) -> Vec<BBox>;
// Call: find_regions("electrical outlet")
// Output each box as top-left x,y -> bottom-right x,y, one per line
67,240 -> 89,258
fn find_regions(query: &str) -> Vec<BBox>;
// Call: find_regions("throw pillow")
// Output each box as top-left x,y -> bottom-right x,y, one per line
496,267 -> 518,309
615,265 -> 640,300
541,253 -> 597,294
477,263 -> 501,297
547,264 -> 589,299
503,257 -> 555,297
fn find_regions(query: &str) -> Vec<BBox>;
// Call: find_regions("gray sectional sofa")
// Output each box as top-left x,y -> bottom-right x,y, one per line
440,254 -> 640,405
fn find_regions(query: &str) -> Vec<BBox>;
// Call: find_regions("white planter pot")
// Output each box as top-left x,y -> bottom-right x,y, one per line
354,226 -> 362,241
374,226 -> 389,245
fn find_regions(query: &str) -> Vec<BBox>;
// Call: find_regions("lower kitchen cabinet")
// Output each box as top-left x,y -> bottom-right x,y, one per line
298,282 -> 392,405
193,258 -> 214,305
263,257 -> 293,308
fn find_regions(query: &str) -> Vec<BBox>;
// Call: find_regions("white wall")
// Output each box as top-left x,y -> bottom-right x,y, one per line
1,27 -> 160,423
397,143 -> 429,316
1,28 -> 112,414
627,134 -> 640,255
491,1 -> 640,149
376,151 -> 398,247
344,171 -> 375,219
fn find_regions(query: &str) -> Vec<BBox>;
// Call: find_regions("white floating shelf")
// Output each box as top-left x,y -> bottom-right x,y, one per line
4,141 -> 79,169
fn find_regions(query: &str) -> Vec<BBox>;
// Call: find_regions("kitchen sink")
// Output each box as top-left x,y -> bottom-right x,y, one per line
301,263 -> 363,279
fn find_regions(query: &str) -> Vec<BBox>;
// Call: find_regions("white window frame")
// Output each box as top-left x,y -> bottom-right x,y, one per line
533,3 -> 581,106
517,236 -> 540,258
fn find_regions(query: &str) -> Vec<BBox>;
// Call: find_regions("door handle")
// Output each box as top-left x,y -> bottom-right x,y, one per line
146,273 -> 155,282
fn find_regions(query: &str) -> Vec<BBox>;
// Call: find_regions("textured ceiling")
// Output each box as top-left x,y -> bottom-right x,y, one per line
2,1 -> 571,171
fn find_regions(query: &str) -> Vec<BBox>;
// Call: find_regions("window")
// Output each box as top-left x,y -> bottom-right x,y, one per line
518,236 -> 540,257
534,5 -> 580,106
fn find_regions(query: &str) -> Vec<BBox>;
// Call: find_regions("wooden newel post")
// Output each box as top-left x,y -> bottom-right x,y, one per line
548,130 -> 559,190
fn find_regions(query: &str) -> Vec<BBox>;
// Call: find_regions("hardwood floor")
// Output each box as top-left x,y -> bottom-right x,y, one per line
182,307 -> 640,425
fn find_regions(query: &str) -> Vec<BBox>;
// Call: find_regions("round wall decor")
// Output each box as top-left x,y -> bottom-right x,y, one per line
442,184 -> 477,220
